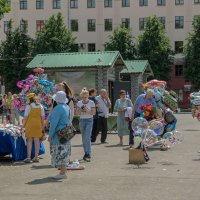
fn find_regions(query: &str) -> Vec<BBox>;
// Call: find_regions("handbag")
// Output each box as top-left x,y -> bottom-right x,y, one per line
56,109 -> 76,144
57,125 -> 76,144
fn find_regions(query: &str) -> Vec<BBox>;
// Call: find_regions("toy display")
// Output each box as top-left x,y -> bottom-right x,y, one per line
143,79 -> 178,112
14,68 -> 55,119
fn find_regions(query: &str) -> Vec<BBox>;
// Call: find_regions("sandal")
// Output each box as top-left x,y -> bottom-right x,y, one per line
32,157 -> 40,162
24,158 -> 32,163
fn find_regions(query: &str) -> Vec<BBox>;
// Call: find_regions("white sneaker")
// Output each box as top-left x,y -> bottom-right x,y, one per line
52,173 -> 67,179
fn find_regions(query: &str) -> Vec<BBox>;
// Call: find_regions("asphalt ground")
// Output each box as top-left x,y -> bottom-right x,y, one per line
0,113 -> 200,200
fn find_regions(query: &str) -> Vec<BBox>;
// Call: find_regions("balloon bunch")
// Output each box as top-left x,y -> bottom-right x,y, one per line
143,79 -> 178,112
131,117 -> 182,150
14,68 -> 55,119
190,92 -> 200,120
135,80 -> 179,151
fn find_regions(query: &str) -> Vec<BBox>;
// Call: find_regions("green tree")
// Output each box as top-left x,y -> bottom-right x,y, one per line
137,16 -> 172,80
184,16 -> 200,89
0,0 -> 10,18
104,27 -> 136,60
0,22 -> 33,92
34,12 -> 76,54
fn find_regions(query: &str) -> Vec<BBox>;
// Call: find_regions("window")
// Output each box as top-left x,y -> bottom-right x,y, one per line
87,0 -> 95,8
194,0 -> 200,3
20,20 -> 28,32
122,0 -> 130,7
159,16 -> 166,28
139,17 -> 146,30
20,0 -> 27,9
7,0 -> 11,6
53,0 -> 60,9
175,16 -> 184,29
140,0 -> 148,6
70,0 -> 78,8
88,43 -> 96,52
36,20 -> 44,32
4,21 -> 9,33
104,0 -> 112,7
175,0 -> 184,5
175,65 -> 183,76
36,0 -> 44,9
121,18 -> 130,28
104,19 -> 112,31
157,0 -> 165,6
88,19 -> 96,31
174,41 -> 183,53
70,19 -> 78,31
73,43 -> 79,52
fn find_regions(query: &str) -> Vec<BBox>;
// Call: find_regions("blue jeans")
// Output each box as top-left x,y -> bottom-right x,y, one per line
79,118 -> 93,156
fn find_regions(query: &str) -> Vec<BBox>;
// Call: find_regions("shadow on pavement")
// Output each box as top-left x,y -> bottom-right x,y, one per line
192,158 -> 200,161
184,129 -> 200,131
31,165 -> 53,170
146,147 -> 161,151
72,144 -> 83,147
105,144 -> 129,148
122,163 -> 153,170
26,177 -> 63,185
157,161 -> 178,165
0,158 -> 31,166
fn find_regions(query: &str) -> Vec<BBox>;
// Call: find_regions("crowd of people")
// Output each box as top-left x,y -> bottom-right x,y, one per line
1,77 -> 178,179
0,92 -> 20,125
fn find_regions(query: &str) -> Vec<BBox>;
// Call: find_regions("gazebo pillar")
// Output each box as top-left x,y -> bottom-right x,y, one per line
115,65 -> 124,81
130,73 -> 143,103
96,67 -> 108,92
143,73 -> 148,83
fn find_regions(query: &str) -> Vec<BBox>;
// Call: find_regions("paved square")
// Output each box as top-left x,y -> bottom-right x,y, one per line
0,113 -> 200,200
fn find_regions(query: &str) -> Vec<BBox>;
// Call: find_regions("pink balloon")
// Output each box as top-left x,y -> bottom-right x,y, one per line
16,81 -> 24,88
33,68 -> 44,74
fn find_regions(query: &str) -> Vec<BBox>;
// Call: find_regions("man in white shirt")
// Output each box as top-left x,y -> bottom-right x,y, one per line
91,89 -> 111,143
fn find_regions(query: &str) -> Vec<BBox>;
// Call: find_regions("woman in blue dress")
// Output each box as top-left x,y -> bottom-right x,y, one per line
114,90 -> 133,146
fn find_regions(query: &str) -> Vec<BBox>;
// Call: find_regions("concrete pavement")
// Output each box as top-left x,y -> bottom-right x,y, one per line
0,113 -> 200,200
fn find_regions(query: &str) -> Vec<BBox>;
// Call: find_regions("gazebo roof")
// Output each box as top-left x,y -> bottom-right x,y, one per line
121,60 -> 153,75
26,51 -> 125,69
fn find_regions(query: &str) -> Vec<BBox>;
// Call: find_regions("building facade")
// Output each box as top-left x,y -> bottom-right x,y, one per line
1,0 -> 200,52
1,0 -> 199,108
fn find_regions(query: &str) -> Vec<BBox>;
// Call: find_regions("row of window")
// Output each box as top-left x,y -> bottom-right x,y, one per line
71,16 -> 186,32
3,20 -> 184,53
3,16 -> 196,34
11,0 -> 200,10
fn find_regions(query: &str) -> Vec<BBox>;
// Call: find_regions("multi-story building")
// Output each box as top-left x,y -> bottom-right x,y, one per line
1,0 -> 200,108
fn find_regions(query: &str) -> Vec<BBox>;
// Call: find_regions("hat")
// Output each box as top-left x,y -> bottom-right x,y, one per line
27,93 -> 35,99
55,91 -> 67,104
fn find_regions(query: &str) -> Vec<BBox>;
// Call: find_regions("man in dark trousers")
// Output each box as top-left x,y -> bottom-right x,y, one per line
91,89 -> 111,143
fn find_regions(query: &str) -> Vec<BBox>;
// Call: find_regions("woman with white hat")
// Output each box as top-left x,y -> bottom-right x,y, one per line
48,91 -> 71,179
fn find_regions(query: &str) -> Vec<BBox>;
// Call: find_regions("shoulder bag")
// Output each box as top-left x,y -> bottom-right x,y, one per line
57,109 -> 77,144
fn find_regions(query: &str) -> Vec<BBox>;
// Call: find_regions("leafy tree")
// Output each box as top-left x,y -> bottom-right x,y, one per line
104,27 -> 136,60
0,22 -> 33,92
184,16 -> 200,89
0,0 -> 10,18
34,12 -> 76,54
137,16 -> 172,80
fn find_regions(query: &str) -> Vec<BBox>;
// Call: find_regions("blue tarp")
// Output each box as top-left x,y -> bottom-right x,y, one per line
0,131 -> 45,161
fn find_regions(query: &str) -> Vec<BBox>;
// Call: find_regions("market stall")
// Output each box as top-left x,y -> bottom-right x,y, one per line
0,124 -> 45,161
